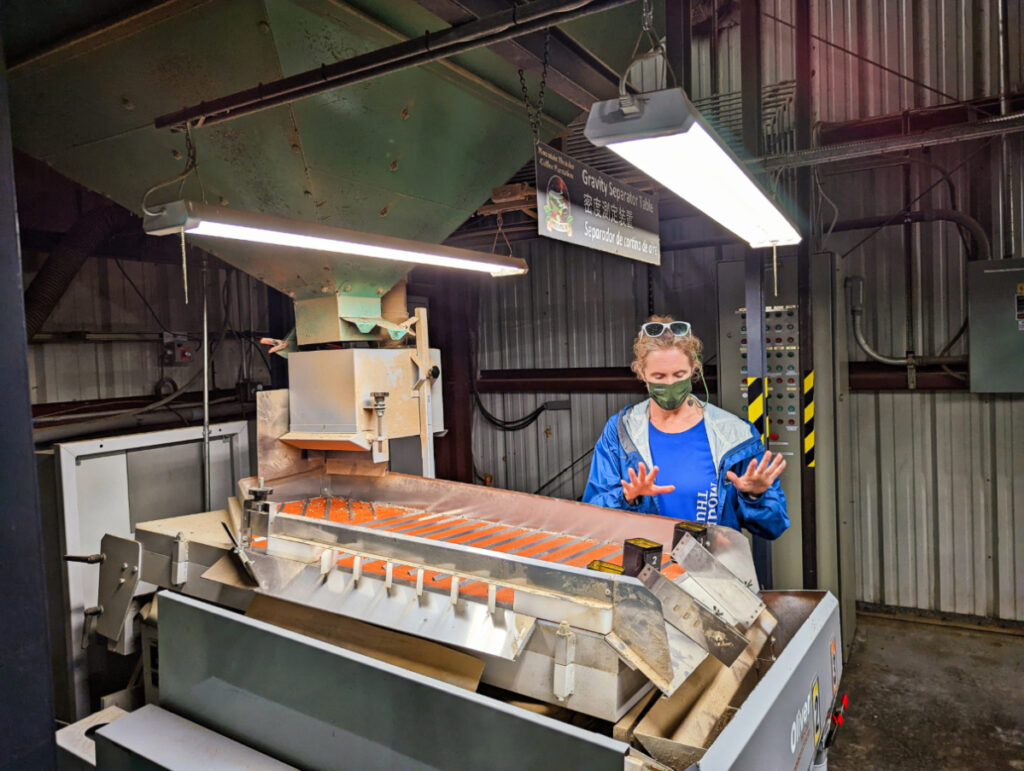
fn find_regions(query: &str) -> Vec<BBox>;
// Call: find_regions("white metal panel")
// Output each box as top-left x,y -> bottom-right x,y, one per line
56,420 -> 252,719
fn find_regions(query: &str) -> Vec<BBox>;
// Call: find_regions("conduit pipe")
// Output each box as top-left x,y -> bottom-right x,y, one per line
846,276 -> 968,368
23,206 -> 136,340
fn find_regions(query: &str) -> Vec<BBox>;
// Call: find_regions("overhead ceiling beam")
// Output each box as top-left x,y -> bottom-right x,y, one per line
412,0 -> 620,108
760,110 -> 1024,170
155,0 -> 632,131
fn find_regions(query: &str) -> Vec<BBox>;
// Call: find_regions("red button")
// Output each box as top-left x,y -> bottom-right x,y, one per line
777,419 -> 783,425
775,337 -> 783,343
788,419 -> 795,425
740,338 -> 747,344
787,378 -> 795,384
776,377 -> 783,383
769,432 -> 779,440
788,337 -> 794,343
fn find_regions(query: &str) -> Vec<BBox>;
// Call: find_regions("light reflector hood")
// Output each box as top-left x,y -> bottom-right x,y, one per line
585,89 -> 800,248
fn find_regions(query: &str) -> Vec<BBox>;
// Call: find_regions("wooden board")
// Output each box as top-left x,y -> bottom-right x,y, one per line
245,594 -> 484,692
613,688 -> 660,743
56,705 -> 129,765
136,509 -> 233,549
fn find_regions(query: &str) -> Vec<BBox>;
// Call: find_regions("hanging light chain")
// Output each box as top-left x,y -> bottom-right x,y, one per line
518,27 -> 551,142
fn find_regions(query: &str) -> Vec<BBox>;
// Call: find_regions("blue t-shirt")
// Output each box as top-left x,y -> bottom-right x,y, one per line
648,419 -> 720,523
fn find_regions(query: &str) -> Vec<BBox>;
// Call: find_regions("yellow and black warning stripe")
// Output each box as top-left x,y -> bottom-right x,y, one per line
803,370 -> 815,467
745,376 -> 767,444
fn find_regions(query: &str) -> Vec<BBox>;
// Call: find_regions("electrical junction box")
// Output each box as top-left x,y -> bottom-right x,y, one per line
161,333 -> 197,366
968,257 -> 1024,393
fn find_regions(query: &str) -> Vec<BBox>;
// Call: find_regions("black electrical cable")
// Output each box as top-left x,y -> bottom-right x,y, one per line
474,392 -> 548,432
533,448 -> 594,496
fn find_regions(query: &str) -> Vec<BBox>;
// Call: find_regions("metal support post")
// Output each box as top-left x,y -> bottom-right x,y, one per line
998,0 -> 1018,257
794,0 -> 817,589
0,34 -> 58,768
665,0 -> 692,96
740,0 -> 762,159
744,252 -> 772,589
201,257 -> 211,511
414,307 -> 436,478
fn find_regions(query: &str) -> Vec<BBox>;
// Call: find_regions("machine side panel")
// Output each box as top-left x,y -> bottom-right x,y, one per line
158,592 -> 629,771
697,592 -> 841,770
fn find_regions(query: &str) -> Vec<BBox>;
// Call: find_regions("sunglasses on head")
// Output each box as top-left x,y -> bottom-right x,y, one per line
641,321 -> 691,338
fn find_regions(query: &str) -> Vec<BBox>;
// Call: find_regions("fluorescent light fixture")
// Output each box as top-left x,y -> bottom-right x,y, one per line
143,200 -> 528,277
585,88 -> 801,248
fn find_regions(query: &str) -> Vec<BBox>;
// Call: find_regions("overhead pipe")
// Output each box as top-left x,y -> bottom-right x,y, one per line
829,208 -> 991,261
155,0 -> 633,130
659,208 -> 991,260
23,205 -> 136,340
33,400 -> 251,445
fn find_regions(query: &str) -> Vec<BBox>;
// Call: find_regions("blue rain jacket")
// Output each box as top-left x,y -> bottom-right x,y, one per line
582,399 -> 789,540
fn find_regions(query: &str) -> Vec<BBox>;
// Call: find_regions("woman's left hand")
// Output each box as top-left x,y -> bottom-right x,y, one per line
726,451 -> 786,496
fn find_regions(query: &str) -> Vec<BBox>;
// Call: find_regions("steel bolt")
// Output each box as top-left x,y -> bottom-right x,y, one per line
389,159 -> 398,171
171,149 -> 183,160
343,284 -> 352,292
118,578 -> 126,586
376,287 -> 384,295
400,107 -> 410,120
121,97 -> 135,111
258,20 -> 271,33
121,562 -> 129,571
379,206 -> 389,217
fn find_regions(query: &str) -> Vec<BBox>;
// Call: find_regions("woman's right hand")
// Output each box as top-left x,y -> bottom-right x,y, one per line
621,462 -> 676,504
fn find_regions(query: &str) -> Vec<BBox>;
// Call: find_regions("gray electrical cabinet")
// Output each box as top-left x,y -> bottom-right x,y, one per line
968,257 -> 1024,393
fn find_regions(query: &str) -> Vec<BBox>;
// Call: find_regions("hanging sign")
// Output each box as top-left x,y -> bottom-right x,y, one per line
534,142 -> 660,264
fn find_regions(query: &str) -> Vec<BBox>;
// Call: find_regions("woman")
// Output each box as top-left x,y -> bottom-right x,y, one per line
582,316 -> 789,539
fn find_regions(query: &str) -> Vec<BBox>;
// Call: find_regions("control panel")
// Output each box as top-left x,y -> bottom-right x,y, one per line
738,305 -> 801,443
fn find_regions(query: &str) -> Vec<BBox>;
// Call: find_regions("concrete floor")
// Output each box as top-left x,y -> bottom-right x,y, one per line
828,614 -> 1024,770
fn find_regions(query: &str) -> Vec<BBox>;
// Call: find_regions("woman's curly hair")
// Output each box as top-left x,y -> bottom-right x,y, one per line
630,315 -> 704,383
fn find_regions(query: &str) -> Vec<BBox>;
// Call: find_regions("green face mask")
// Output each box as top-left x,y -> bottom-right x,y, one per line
647,378 -> 693,411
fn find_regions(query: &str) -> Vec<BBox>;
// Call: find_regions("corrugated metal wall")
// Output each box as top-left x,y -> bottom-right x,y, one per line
473,231 -> 738,500
477,3 -> 1024,620
24,254 -> 271,404
691,0 -> 1023,110
823,136 -> 1024,621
